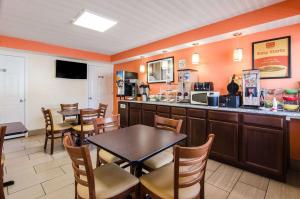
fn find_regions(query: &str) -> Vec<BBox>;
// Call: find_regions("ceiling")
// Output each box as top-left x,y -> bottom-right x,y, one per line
0,0 -> 284,55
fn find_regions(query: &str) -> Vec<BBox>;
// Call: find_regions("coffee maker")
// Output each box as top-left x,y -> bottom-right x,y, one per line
139,84 -> 150,101
219,75 -> 241,108
116,71 -> 138,99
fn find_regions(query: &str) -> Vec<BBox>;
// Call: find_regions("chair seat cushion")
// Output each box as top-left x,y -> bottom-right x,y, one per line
47,123 -> 72,132
140,163 -> 201,199
143,150 -> 173,170
72,124 -> 94,132
77,163 -> 139,199
99,149 -> 121,163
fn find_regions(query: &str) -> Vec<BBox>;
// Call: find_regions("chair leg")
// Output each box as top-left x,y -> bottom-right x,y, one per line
0,166 -> 5,199
96,148 -> 101,167
50,134 -> 54,155
200,178 -> 204,199
44,133 -> 48,150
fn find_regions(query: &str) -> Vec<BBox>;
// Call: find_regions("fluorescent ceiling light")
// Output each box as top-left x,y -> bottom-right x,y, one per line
73,10 -> 117,32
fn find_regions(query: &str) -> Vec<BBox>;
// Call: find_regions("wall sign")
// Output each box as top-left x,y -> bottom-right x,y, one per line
252,36 -> 291,79
242,70 -> 260,107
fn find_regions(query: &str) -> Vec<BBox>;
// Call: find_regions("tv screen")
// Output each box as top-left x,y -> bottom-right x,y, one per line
56,60 -> 87,79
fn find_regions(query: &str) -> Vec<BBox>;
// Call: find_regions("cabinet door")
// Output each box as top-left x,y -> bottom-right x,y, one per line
129,108 -> 142,126
187,117 -> 207,146
118,102 -> 128,127
157,112 -> 170,118
171,114 -> 187,146
142,110 -> 156,126
208,120 -> 238,162
242,125 -> 283,177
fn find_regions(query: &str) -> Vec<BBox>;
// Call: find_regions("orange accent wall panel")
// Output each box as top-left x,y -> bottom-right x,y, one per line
0,35 -> 111,62
111,0 -> 300,62
113,23 -> 300,113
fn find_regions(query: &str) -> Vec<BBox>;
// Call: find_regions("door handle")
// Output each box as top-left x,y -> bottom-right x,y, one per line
89,97 -> 92,100
20,99 -> 24,103
0,68 -> 7,72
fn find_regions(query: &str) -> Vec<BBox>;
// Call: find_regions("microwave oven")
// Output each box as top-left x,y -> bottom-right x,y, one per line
191,91 -> 220,105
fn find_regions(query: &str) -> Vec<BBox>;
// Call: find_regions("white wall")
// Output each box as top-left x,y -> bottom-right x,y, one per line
0,48 -> 113,131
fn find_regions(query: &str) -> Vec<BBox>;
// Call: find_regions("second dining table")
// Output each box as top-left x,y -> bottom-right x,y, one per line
87,124 -> 187,177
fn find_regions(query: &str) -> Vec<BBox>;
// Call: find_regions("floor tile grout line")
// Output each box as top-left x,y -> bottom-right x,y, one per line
205,181 -> 231,193
7,183 -> 45,196
264,178 -> 271,199
237,173 -> 270,192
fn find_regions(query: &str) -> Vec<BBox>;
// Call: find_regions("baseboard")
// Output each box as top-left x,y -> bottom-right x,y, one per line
290,159 -> 300,171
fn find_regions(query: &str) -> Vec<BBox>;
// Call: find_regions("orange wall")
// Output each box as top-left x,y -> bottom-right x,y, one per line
113,23 -> 300,113
0,35 -> 111,62
111,0 -> 300,61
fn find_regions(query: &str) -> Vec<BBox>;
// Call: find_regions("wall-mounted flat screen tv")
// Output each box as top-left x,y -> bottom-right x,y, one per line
56,60 -> 87,79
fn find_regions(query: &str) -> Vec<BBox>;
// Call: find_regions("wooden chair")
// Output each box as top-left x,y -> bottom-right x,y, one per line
140,134 -> 215,199
93,115 -> 124,167
0,126 -> 6,199
143,115 -> 183,171
99,103 -> 108,118
60,103 -> 79,124
72,109 -> 100,145
63,135 -> 139,199
42,108 -> 72,154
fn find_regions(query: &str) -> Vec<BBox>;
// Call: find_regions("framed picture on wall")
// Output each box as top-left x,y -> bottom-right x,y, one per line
147,57 -> 174,83
252,36 -> 291,79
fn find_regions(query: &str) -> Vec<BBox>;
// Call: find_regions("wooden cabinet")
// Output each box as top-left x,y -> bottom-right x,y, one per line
142,104 -> 156,127
242,114 -> 286,180
187,109 -> 207,146
208,111 -> 239,163
208,120 -> 239,162
157,105 -> 170,118
122,102 -> 288,181
129,103 -> 142,126
118,102 -> 129,127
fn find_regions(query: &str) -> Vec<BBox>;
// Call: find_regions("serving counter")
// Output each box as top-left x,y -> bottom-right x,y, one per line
118,100 -> 300,181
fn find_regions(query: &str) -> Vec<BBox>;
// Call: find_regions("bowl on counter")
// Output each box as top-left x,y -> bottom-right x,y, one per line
283,104 -> 299,111
285,89 -> 298,94
283,96 -> 298,101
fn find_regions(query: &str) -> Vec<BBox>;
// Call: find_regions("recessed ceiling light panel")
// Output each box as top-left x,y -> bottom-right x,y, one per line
73,10 -> 117,32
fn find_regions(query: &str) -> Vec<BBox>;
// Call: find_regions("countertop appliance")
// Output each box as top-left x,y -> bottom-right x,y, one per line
191,91 -> 219,105
208,92 -> 220,107
194,82 -> 213,91
116,71 -> 138,98
219,75 -> 241,108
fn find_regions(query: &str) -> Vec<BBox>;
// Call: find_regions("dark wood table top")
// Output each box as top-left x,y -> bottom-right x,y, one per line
87,124 -> 187,163
57,108 -> 95,116
0,122 -> 28,135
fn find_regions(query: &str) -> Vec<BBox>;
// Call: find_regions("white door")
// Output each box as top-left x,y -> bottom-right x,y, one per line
0,54 -> 25,124
88,65 -> 113,116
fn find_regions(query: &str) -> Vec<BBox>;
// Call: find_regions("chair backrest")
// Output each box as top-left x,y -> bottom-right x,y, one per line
41,107 -> 54,132
63,135 -> 96,199
99,103 -> 108,118
93,114 -> 120,135
173,134 -> 215,199
154,115 -> 183,134
60,103 -> 79,111
0,126 -> 6,166
80,109 -> 100,127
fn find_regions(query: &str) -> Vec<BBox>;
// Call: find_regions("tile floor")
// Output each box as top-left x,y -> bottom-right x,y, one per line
2,133 -> 300,199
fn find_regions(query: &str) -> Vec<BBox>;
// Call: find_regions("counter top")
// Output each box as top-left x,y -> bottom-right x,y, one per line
119,100 -> 300,120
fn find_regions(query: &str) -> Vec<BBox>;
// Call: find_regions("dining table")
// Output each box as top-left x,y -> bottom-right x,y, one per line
87,124 -> 187,177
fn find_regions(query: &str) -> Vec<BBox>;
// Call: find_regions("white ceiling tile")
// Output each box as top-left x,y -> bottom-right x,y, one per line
0,0 -> 284,54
